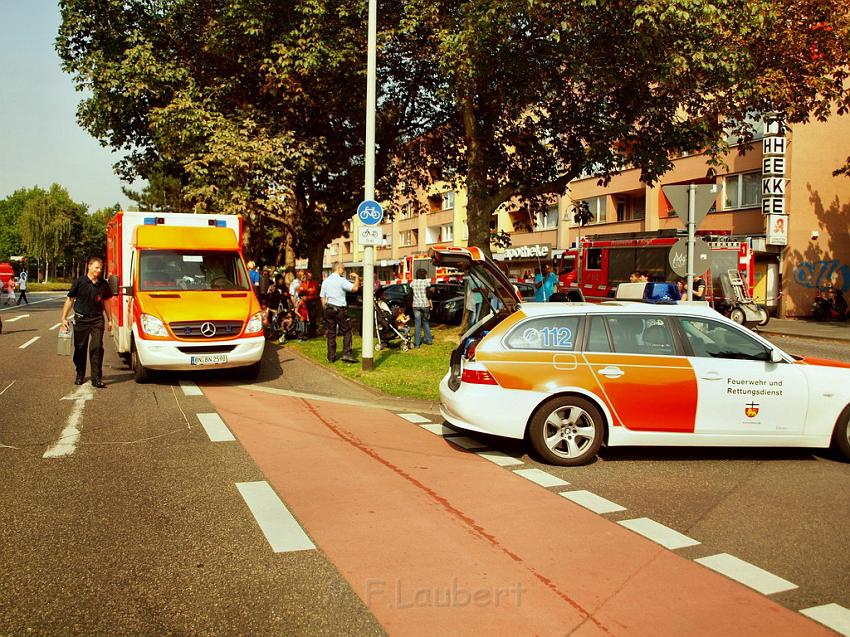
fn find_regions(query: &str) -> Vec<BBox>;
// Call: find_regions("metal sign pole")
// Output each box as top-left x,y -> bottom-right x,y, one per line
361,0 -> 377,371
687,184 -> 696,297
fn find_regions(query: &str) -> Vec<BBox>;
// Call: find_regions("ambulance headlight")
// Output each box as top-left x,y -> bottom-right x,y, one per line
140,313 -> 168,337
245,311 -> 264,334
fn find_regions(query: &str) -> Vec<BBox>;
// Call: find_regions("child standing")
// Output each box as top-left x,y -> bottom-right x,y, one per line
295,299 -> 309,341
4,277 -> 14,305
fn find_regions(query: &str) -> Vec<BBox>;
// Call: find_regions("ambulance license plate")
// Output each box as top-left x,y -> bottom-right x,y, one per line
190,354 -> 228,365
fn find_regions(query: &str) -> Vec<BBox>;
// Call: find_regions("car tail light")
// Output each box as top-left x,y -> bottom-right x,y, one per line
461,368 -> 499,385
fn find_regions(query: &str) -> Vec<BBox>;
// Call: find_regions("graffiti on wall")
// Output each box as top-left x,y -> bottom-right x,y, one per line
794,259 -> 850,292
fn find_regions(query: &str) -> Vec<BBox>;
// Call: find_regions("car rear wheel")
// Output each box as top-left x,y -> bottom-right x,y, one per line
529,396 -> 604,466
831,406 -> 850,461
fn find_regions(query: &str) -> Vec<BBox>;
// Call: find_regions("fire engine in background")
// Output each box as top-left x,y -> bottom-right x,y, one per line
106,212 -> 265,383
555,231 -> 761,323
377,251 -> 463,285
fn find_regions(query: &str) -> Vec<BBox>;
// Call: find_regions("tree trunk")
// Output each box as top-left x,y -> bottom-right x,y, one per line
284,204 -> 298,268
461,93 -> 494,258
305,238 -> 326,281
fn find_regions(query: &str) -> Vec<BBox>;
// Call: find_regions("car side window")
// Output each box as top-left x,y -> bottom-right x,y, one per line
506,316 -> 581,351
678,317 -> 770,361
584,316 -> 611,352
606,316 -> 676,355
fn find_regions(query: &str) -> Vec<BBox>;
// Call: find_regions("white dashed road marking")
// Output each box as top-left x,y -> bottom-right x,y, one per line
560,490 -> 626,514
43,384 -> 95,459
447,436 -> 489,451
618,517 -> 700,550
19,337 -> 40,349
477,451 -> 524,466
196,413 -> 235,442
800,603 -> 850,636
420,423 -> 459,436
179,380 -> 203,396
0,380 -> 15,396
397,413 -> 431,424
50,323 -> 61,330
5,314 -> 29,323
514,468 -> 570,488
236,481 -> 315,553
695,553 -> 798,595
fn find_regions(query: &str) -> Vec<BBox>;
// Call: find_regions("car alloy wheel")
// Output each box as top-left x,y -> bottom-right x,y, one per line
529,396 -> 604,466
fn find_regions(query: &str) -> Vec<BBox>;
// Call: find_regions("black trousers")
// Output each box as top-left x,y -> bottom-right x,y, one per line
73,316 -> 105,380
306,298 -> 321,337
324,305 -> 352,361
16,290 -> 28,304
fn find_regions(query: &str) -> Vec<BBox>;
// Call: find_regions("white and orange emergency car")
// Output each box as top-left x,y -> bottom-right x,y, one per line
434,247 -> 850,466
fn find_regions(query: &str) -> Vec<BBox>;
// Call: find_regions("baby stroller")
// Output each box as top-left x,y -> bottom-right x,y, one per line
265,301 -> 299,343
374,297 -> 412,352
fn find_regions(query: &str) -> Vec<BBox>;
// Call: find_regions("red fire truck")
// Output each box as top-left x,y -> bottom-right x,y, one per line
380,251 -> 463,285
556,231 -> 755,307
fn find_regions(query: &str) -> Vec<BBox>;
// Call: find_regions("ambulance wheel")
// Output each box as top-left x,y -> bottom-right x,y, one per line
131,344 -> 151,384
757,307 -> 770,326
730,308 -> 746,325
831,406 -> 850,461
374,342 -> 382,352
240,361 -> 261,380
529,396 -> 604,466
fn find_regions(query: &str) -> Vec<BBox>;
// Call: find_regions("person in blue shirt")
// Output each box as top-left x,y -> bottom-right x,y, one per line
534,263 -> 559,302
247,261 -> 260,293
320,262 -> 361,363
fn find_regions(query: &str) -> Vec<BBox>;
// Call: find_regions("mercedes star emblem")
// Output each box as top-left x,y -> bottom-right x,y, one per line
200,322 -> 217,338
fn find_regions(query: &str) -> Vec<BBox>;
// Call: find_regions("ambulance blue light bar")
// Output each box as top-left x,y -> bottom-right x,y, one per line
208,219 -> 226,227
143,217 -> 166,225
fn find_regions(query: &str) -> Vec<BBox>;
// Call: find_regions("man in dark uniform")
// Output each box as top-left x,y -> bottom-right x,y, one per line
60,257 -> 113,388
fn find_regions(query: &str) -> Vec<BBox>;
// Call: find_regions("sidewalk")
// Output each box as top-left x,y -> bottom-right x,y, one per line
756,317 -> 850,343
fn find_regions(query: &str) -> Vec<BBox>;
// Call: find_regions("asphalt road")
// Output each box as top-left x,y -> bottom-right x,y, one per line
1,298 -> 848,635
0,296 -> 381,636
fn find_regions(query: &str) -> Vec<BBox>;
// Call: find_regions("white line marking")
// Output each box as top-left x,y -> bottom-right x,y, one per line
179,380 -> 203,396
0,297 -> 58,313
43,384 -> 95,458
514,468 -> 570,487
618,517 -> 700,550
0,380 -> 15,395
236,481 -> 315,553
397,413 -> 431,424
19,336 -> 40,349
800,603 -> 850,636
477,451 -> 524,466
5,314 -> 30,323
694,553 -> 797,595
234,383 -> 423,411
447,436 -> 489,450
49,323 -> 61,330
420,423 -> 459,436
560,490 -> 626,514
196,413 -> 235,442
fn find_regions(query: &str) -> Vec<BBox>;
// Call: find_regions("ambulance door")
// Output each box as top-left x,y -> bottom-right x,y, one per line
582,315 -> 698,433
675,316 -> 808,435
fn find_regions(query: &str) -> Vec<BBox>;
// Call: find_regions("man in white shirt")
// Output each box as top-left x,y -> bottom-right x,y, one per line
16,270 -> 28,305
320,262 -> 360,363
289,270 -> 302,302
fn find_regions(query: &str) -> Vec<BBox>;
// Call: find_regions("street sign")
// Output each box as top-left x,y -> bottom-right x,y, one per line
358,224 -> 382,247
668,237 -> 711,277
357,200 -> 384,226
662,184 -> 718,229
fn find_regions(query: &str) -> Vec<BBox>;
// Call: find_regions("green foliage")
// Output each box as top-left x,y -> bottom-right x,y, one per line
0,188 -> 28,260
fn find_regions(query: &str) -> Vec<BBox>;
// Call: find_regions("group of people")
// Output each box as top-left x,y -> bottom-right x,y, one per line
251,262 -> 322,343
3,270 -> 29,306
629,270 -> 706,301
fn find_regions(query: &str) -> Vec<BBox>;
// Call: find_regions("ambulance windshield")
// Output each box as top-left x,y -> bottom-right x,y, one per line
139,250 -> 251,291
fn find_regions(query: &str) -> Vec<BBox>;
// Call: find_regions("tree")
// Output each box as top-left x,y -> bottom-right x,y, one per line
391,0 -> 850,255
0,189 -> 29,260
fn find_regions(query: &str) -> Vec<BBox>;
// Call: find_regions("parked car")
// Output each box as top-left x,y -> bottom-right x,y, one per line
432,246 -> 850,467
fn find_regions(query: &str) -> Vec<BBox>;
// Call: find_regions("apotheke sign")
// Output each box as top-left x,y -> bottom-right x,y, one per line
504,244 -> 550,260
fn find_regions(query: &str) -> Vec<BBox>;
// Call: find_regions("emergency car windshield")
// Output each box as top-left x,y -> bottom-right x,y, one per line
138,250 -> 251,292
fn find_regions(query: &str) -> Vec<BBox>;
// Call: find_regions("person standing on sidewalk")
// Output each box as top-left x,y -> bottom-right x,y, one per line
299,271 -> 321,338
16,270 -> 29,305
60,257 -> 113,388
320,262 -> 360,363
410,268 -> 433,347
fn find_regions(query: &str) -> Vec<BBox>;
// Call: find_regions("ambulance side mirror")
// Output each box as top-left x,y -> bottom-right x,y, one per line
768,348 -> 784,364
108,275 -> 119,296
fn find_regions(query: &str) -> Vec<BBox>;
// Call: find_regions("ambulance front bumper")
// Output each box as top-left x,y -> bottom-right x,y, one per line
133,329 -> 265,371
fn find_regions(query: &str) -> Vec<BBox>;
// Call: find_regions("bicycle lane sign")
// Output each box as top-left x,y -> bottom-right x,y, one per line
357,200 -> 384,226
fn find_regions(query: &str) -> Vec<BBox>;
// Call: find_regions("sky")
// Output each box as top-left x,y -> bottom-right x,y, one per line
0,1 -> 143,212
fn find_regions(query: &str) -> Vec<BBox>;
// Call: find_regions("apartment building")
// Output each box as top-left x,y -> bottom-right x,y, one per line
321,111 -> 850,317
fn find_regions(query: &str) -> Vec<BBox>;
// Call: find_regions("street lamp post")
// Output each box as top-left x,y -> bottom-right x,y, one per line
361,0 -> 378,370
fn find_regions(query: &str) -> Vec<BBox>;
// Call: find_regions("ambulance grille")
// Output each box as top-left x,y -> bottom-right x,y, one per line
169,320 -> 244,339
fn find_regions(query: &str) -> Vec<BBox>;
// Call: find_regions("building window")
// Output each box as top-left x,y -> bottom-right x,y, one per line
400,201 -> 415,219
330,244 -> 339,256
579,196 -> 607,224
462,221 -> 469,241
726,112 -> 769,146
440,223 -> 454,242
382,233 -> 392,247
534,205 -> 559,230
400,230 -> 417,247
723,172 -> 761,210
442,191 -> 455,210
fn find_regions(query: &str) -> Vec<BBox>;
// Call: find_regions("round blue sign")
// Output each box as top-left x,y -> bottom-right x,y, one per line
357,200 -> 384,226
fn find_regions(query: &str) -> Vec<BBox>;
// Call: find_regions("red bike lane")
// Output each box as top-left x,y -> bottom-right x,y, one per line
203,384 -> 830,636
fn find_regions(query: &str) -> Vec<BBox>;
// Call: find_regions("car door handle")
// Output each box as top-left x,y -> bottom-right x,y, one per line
598,366 -> 624,379
700,373 -> 723,381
